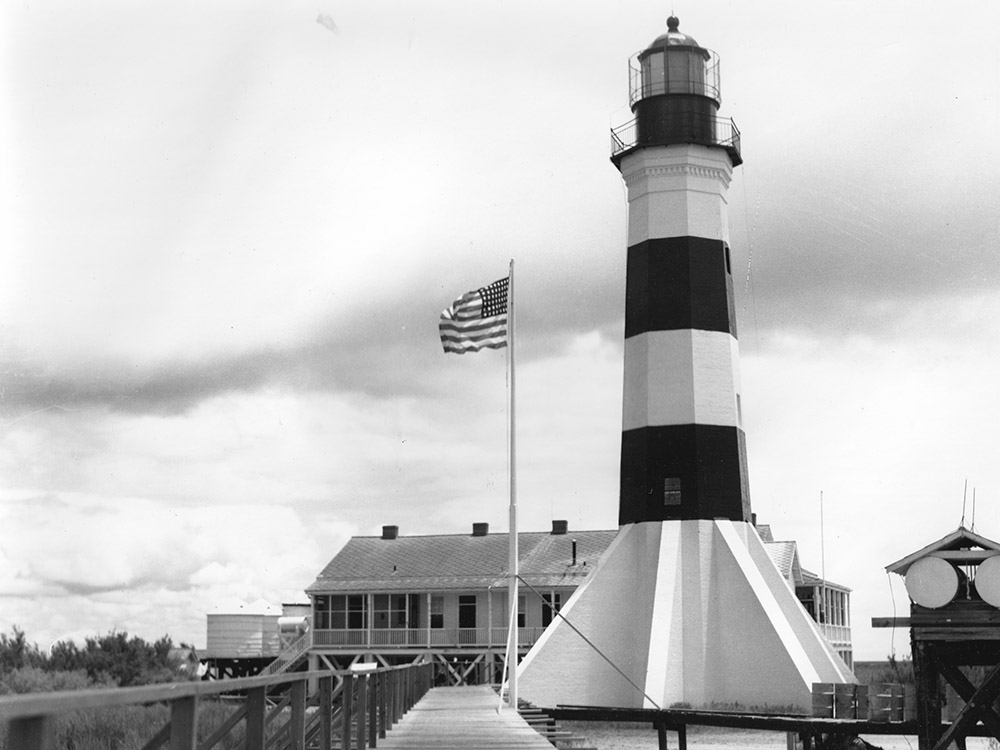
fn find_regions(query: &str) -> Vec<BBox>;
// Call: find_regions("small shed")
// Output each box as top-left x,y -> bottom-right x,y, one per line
881,526 -> 1000,750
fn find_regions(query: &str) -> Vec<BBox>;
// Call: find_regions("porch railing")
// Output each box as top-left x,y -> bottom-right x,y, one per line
312,626 -> 546,649
0,662 -> 433,750
818,623 -> 852,647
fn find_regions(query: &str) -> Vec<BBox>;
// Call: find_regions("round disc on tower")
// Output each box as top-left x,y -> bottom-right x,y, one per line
904,556 -> 959,608
975,554 -> 1000,608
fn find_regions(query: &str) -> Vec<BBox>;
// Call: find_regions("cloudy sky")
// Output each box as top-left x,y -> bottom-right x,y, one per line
1,0 -> 998,662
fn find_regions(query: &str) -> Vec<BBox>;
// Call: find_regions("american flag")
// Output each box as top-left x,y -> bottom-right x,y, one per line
439,277 -> 509,354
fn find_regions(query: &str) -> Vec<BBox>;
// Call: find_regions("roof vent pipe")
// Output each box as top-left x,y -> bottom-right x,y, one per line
551,520 -> 568,535
472,522 -> 489,537
382,525 -> 399,540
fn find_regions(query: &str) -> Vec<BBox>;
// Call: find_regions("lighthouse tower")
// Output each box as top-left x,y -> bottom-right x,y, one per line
518,18 -> 855,710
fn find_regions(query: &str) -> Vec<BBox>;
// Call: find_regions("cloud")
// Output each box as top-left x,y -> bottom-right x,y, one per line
0,491 -> 355,647
316,14 -> 339,35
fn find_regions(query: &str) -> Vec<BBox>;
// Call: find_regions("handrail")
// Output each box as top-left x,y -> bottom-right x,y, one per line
260,630 -> 312,677
0,661 -> 434,750
610,114 -> 742,166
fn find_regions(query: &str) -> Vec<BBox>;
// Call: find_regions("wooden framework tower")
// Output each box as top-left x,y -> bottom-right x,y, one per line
878,527 -> 1000,750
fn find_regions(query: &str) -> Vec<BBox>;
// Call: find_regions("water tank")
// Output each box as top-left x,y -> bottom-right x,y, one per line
904,556 -> 960,609
975,554 -> 1000,607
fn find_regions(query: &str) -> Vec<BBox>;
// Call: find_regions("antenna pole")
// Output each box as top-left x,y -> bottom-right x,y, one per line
820,490 -> 826,624
971,487 -> 977,532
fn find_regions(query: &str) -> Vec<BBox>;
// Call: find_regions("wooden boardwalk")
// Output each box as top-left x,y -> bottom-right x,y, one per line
378,686 -> 555,749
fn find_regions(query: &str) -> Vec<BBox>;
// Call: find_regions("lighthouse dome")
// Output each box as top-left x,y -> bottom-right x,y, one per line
646,16 -> 701,50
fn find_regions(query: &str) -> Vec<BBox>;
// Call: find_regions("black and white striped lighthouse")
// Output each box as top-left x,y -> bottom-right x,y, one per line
519,18 -> 855,710
613,16 -> 750,526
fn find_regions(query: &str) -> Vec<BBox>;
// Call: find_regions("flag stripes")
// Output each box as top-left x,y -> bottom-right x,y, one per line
439,277 -> 509,354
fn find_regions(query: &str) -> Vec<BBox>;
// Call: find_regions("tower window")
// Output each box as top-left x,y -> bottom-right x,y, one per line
724,244 -> 732,275
664,477 -> 682,505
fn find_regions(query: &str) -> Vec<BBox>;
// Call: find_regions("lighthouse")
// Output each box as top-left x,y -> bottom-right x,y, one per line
518,18 -> 855,710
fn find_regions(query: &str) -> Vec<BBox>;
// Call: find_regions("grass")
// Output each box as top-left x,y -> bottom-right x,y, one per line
0,700 -> 283,750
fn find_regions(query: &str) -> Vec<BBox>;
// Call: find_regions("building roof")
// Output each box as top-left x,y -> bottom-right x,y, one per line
885,526 -> 1000,575
800,567 -> 852,593
764,540 -> 802,584
307,523 -> 852,597
307,528 -> 618,594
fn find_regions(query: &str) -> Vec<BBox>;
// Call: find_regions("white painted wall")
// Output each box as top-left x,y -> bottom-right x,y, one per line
518,521 -> 855,711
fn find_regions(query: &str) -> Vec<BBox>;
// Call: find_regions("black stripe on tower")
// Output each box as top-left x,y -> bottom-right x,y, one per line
619,425 -> 751,523
625,237 -> 737,338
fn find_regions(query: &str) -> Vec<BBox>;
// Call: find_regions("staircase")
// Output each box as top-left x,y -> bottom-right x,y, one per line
260,631 -> 311,677
518,703 -> 597,750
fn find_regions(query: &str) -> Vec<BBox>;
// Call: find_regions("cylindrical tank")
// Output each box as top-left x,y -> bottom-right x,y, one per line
904,556 -> 961,608
975,554 -> 1000,607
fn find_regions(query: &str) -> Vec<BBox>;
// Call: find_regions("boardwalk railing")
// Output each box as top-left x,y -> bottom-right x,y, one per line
0,661 -> 433,750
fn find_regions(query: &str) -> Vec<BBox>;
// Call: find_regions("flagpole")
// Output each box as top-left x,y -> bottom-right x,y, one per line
506,258 -> 518,710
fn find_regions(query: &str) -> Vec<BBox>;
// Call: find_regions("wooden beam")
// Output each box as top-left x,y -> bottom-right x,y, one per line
872,617 -> 911,628
932,660 -> 1000,738
342,673 -> 355,750
356,673 -> 368,750
8,716 -> 55,750
319,675 -> 333,750
169,695 -> 198,750
245,688 -> 266,750
289,680 -> 306,750
930,662 -> 1000,750
929,550 -> 1000,563
913,641 -> 943,750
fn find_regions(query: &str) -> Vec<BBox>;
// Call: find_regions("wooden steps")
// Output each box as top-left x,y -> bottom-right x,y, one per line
517,703 -> 597,750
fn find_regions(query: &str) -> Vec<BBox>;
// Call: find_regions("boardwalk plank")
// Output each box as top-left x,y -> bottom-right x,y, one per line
378,686 -> 554,750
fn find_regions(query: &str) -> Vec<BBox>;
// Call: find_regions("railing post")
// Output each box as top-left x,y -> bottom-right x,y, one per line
169,695 -> 198,750
290,679 -> 306,750
395,668 -> 403,722
378,671 -> 388,738
246,687 -> 267,750
8,716 -> 55,750
341,673 -> 355,750
319,675 -> 333,750
357,673 -> 368,750
368,671 -> 378,747
389,669 -> 403,729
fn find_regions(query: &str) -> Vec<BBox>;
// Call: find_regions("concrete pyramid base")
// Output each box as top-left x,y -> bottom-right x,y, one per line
517,520 -> 855,711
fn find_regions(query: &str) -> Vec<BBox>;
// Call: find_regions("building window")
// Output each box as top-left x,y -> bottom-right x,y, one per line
664,477 -> 682,506
724,244 -> 732,275
314,594 -> 367,630
518,595 -> 526,628
373,594 -> 408,630
542,593 -> 562,627
430,596 -> 444,629
458,595 -> 477,629
314,596 -> 330,629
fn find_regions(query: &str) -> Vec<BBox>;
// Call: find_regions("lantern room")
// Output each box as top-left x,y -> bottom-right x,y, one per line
611,17 -> 741,167
629,17 -> 720,108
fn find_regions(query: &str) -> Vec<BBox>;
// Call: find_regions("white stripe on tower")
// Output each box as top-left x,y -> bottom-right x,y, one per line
621,147 -> 733,246
622,330 -> 741,431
